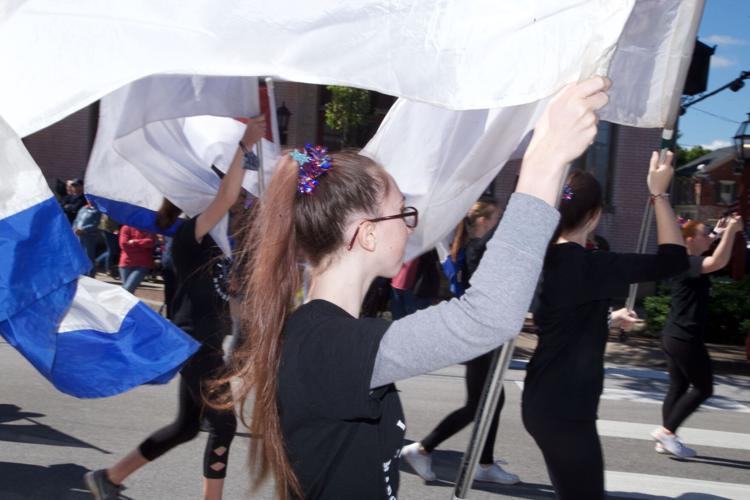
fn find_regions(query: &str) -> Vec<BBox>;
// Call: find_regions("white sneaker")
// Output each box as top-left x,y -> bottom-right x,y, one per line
650,428 -> 696,458
474,462 -> 520,485
401,442 -> 436,481
654,442 -> 667,454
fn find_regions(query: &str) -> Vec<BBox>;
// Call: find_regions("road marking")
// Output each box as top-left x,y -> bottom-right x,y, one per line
514,381 -> 750,413
597,420 -> 750,451
605,470 -> 750,499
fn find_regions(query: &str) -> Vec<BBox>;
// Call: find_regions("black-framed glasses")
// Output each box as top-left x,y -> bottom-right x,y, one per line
347,206 -> 419,251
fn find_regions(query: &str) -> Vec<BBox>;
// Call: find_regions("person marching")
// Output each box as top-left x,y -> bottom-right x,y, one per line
214,77 -> 611,500
401,199 -> 521,485
651,212 -> 744,457
84,116 -> 266,500
521,150 -> 690,500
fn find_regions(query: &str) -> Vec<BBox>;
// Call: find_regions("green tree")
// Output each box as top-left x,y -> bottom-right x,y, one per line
676,144 -> 712,166
324,86 -> 371,147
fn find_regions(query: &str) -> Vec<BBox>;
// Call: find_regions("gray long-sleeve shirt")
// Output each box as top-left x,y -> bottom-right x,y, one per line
371,192 -> 559,388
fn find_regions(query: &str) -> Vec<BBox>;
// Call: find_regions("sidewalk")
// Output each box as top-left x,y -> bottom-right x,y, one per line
517,320 -> 750,376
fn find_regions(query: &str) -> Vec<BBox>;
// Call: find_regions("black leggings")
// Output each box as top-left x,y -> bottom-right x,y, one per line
421,352 -> 505,465
661,335 -> 714,433
139,343 -> 237,479
523,411 -> 603,500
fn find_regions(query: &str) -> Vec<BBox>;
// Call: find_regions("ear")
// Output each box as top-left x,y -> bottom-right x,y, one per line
355,221 -> 377,252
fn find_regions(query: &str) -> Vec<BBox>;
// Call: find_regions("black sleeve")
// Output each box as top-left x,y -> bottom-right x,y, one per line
585,244 -> 688,301
172,217 -> 201,252
297,318 -> 390,420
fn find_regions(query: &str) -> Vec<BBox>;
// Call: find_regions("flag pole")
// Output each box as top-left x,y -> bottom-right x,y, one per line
624,0 -> 705,313
256,76 -> 281,198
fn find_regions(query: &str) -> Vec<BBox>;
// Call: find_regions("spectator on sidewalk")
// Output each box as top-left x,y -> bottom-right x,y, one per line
72,200 -> 102,277
95,213 -> 121,277
61,178 -> 86,224
118,225 -> 156,293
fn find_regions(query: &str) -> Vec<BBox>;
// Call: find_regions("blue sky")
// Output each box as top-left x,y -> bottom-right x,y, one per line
678,0 -> 750,150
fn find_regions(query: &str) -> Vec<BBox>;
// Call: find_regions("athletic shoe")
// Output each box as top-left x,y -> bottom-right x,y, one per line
650,428 -> 696,458
84,469 -> 123,500
401,442 -> 437,481
474,462 -> 520,485
654,442 -> 667,454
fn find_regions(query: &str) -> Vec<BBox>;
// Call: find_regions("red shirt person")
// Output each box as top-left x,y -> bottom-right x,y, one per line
118,225 -> 156,293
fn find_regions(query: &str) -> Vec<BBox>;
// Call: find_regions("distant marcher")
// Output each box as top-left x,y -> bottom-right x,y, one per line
402,200 -> 521,486
652,213 -> 745,458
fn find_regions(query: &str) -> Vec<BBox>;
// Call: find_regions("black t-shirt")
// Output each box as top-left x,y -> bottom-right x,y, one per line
170,217 -> 231,345
662,256 -> 709,341
278,300 -> 405,500
523,242 -> 687,421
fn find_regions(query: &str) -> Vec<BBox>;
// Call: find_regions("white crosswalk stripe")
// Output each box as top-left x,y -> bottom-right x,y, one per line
513,381 -> 750,413
597,420 -> 750,451
605,470 -> 750,499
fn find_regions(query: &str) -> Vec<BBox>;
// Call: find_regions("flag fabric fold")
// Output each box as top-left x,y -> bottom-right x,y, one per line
85,75 -> 279,256
0,115 -> 199,398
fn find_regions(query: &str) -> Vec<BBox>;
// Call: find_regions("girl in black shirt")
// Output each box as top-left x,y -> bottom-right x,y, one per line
522,151 -> 689,500
216,78 -> 612,499
85,117 -> 266,500
403,200 -> 521,485
652,213 -> 744,458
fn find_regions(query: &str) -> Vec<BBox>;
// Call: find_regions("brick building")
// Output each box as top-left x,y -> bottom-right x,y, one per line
673,146 -> 743,223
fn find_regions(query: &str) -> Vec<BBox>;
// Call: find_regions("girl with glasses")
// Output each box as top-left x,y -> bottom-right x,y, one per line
216,77 -> 611,500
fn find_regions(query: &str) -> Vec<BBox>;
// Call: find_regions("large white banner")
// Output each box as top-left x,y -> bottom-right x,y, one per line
1,0 -> 636,136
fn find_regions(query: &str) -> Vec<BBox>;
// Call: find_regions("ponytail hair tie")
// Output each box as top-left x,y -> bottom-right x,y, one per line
561,184 -> 574,201
292,144 -> 332,195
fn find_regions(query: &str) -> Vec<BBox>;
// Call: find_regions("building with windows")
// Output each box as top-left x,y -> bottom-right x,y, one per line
673,147 -> 742,223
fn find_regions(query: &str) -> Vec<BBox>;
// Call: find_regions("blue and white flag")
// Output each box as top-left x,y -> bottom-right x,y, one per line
0,115 -> 199,398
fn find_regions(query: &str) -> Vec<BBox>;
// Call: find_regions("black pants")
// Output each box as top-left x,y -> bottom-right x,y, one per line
661,335 -> 714,433
139,343 -> 237,479
523,410 -> 603,500
421,352 -> 504,465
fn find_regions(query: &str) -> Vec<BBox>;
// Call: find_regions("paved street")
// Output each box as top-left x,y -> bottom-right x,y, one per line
1,335 -> 748,499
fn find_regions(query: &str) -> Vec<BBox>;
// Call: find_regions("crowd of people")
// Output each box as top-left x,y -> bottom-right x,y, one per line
62,78 -> 745,500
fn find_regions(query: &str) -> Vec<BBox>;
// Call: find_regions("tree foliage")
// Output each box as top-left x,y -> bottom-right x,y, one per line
324,86 -> 371,147
676,144 -> 712,166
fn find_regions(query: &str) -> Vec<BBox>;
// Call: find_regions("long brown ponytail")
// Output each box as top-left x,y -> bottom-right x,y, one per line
450,200 -> 499,261
214,150 -> 389,499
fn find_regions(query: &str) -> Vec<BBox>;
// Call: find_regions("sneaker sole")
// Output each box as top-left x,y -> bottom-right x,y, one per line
402,455 -> 436,482
475,477 -> 520,485
83,472 -> 103,500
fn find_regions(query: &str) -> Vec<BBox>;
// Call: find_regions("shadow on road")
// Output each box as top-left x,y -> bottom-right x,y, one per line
399,441 -> 555,499
0,462 -> 89,500
608,493 -> 733,499
0,404 -> 110,453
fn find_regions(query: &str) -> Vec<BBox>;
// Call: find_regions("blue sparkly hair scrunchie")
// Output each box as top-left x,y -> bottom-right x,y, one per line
292,144 -> 332,195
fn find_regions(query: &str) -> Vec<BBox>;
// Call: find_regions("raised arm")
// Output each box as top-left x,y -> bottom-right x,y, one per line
194,116 -> 266,243
371,76 -> 611,388
648,151 -> 685,247
702,214 -> 743,274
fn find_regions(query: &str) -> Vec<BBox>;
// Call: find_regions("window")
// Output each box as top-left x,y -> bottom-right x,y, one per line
718,180 -> 737,205
572,121 -> 616,207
